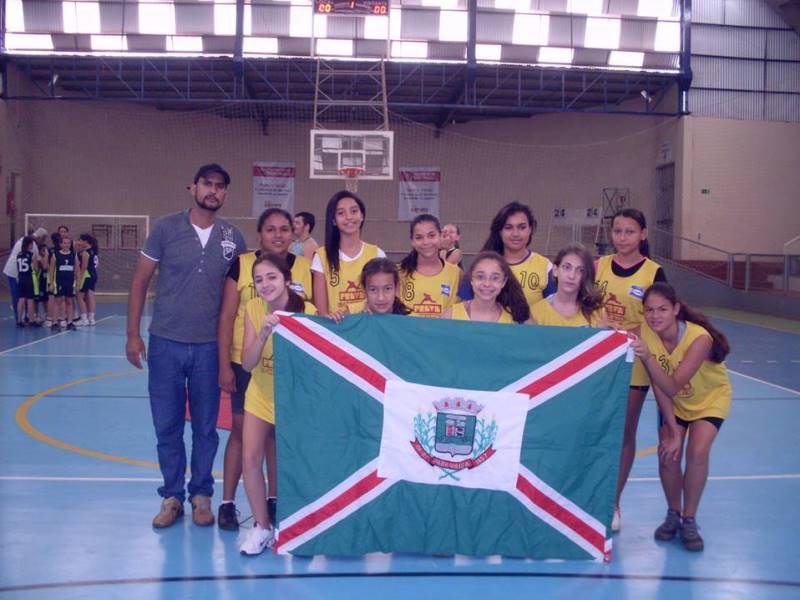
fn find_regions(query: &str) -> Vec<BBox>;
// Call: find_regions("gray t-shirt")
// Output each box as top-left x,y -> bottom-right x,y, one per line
142,209 -> 246,343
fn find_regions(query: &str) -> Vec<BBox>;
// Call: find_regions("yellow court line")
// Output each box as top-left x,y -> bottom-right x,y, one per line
15,370 -> 223,477
635,445 -> 657,458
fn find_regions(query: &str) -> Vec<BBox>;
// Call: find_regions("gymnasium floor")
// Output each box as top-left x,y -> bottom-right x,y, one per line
0,302 -> 798,599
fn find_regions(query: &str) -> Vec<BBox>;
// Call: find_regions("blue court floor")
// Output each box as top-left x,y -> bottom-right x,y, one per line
0,302 -> 798,599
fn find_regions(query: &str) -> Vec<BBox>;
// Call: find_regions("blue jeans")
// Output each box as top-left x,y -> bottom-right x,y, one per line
7,276 -> 19,321
148,334 -> 220,503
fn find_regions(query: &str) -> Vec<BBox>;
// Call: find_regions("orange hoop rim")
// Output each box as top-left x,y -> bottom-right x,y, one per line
338,167 -> 364,179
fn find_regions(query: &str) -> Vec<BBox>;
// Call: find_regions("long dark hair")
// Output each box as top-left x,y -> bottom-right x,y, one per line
553,244 -> 604,322
482,202 -> 537,255
643,283 -> 730,363
324,190 -> 366,274
251,253 -> 305,313
399,214 -> 442,278
360,257 -> 411,315
466,251 -> 530,323
79,233 -> 99,254
21,236 -> 35,253
257,207 -> 293,232
612,208 -> 650,258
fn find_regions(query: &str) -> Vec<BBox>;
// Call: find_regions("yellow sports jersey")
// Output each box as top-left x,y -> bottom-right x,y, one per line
508,252 -> 552,310
400,262 -> 461,318
244,299 -> 317,424
635,321 -> 731,421
451,301 -> 514,324
229,251 -> 312,363
531,297 -> 604,327
595,255 -> 661,332
317,243 -> 381,314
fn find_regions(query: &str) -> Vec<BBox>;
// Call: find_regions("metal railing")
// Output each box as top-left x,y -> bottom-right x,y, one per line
651,228 -> 799,294
783,234 -> 800,256
651,228 -> 735,286
730,253 -> 800,293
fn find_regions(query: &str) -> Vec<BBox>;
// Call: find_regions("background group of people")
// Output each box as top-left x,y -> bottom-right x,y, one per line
124,163 -> 732,558
4,225 -> 99,329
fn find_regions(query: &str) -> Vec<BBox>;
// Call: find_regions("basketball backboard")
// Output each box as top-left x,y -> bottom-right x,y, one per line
310,129 -> 394,180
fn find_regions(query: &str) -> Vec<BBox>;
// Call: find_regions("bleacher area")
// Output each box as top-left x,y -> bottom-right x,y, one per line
665,258 -> 800,294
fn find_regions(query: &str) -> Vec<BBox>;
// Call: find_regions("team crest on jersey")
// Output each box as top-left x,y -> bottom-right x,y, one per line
339,280 -> 365,304
629,285 -> 645,299
220,226 -> 236,261
411,397 -> 497,480
440,283 -> 451,297
413,293 -> 442,316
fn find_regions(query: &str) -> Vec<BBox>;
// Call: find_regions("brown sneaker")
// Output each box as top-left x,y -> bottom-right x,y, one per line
152,497 -> 184,528
191,495 -> 215,527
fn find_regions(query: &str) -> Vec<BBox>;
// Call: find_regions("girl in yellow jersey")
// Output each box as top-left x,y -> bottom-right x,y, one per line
596,208 -> 667,532
445,252 -> 530,324
531,244 -> 606,327
399,215 -> 461,318
239,254 -> 317,555
330,258 -> 412,321
362,258 -> 412,315
459,202 -> 555,311
631,283 -> 731,553
216,208 -> 312,531
312,191 -> 385,315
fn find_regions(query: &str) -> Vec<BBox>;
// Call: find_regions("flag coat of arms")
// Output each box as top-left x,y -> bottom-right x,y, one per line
273,313 -> 632,561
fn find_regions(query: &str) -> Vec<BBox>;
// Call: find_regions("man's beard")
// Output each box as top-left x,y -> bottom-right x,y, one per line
195,194 -> 222,212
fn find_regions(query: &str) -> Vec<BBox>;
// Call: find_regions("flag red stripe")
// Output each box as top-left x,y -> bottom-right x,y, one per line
516,474 -> 605,555
278,315 -> 388,394
517,333 -> 627,398
276,470 -> 386,551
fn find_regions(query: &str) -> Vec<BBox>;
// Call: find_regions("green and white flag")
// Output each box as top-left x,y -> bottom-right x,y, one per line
273,313 -> 632,561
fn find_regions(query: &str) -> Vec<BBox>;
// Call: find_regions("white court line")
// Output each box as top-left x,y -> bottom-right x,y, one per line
727,368 -> 800,397
631,474 -> 800,482
0,476 -> 226,483
0,315 -> 116,356
0,354 -> 126,358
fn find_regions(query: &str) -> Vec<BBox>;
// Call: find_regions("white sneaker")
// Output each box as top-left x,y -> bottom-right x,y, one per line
88,317 -> 96,326
611,507 -> 621,533
77,318 -> 90,327
239,523 -> 274,556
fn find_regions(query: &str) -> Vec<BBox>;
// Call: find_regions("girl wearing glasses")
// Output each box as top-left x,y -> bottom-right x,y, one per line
445,252 -> 530,324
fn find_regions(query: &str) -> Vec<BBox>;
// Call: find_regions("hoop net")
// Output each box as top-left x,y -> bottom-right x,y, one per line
339,167 -> 364,193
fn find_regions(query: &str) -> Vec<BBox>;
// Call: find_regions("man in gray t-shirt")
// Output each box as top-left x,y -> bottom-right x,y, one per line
126,164 -> 246,529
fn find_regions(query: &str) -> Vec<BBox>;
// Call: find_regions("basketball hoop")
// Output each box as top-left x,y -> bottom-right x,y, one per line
339,167 -> 364,193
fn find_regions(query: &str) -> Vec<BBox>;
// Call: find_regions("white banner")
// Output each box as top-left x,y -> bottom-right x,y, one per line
252,162 -> 295,217
398,167 -> 440,221
377,380 -> 528,491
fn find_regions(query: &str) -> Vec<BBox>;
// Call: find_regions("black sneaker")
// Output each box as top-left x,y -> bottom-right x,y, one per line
67,323 -> 77,331
654,509 -> 682,541
267,497 -> 277,526
680,517 -> 704,552
218,502 -> 239,531
16,321 -> 25,328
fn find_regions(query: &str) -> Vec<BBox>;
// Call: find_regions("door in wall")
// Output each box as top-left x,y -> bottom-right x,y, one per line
654,164 -> 675,260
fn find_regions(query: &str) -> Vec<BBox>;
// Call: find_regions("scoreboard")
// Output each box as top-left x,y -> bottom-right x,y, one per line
316,1 -> 390,15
